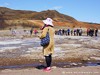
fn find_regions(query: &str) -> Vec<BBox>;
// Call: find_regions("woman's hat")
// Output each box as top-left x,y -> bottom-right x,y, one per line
43,18 -> 54,26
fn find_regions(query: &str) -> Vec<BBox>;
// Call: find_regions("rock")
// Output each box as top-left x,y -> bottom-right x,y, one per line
81,66 -> 85,67
90,57 -> 100,60
39,60 -> 43,63
52,66 -> 57,69
78,63 -> 82,65
71,63 -> 77,66
82,56 -> 89,61
63,66 -> 67,68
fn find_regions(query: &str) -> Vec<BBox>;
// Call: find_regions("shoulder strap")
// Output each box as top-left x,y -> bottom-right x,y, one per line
47,28 -> 49,34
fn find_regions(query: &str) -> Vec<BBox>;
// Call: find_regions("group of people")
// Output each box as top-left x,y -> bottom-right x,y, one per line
55,28 -> 99,37
55,28 -> 83,36
87,28 -> 98,37
10,28 -> 38,36
30,28 -> 38,36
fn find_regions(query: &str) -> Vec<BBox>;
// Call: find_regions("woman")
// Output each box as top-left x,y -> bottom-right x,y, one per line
39,18 -> 55,71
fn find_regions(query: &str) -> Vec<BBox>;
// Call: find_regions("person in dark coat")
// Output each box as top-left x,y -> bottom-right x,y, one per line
95,28 -> 98,37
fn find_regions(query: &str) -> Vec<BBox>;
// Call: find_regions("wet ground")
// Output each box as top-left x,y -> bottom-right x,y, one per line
0,57 -> 100,70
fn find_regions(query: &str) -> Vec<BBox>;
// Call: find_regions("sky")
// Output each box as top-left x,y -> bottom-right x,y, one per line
0,0 -> 100,23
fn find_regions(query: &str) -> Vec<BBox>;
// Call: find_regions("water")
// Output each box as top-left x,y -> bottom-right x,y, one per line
0,62 -> 100,69
0,63 -> 39,69
85,62 -> 99,66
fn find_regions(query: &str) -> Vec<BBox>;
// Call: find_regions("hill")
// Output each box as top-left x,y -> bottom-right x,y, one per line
0,7 -> 100,29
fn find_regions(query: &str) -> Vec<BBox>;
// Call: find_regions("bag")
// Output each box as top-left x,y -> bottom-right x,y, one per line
40,30 -> 50,46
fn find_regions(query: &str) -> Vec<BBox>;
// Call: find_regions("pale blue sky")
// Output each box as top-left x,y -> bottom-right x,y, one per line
0,0 -> 100,23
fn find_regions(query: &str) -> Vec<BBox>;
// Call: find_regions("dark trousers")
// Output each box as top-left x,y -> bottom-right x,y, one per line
95,32 -> 97,36
45,54 -> 52,67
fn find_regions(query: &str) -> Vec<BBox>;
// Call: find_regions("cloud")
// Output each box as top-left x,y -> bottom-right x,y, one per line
0,2 -> 10,7
4,2 -> 10,6
51,6 -> 63,10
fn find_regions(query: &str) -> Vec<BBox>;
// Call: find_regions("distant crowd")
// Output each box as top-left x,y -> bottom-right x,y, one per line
55,28 -> 98,37
10,28 -> 38,37
87,28 -> 98,37
55,28 -> 82,36
10,27 -> 99,37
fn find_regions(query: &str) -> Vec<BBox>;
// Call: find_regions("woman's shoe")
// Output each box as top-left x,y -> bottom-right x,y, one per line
43,67 -> 51,72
